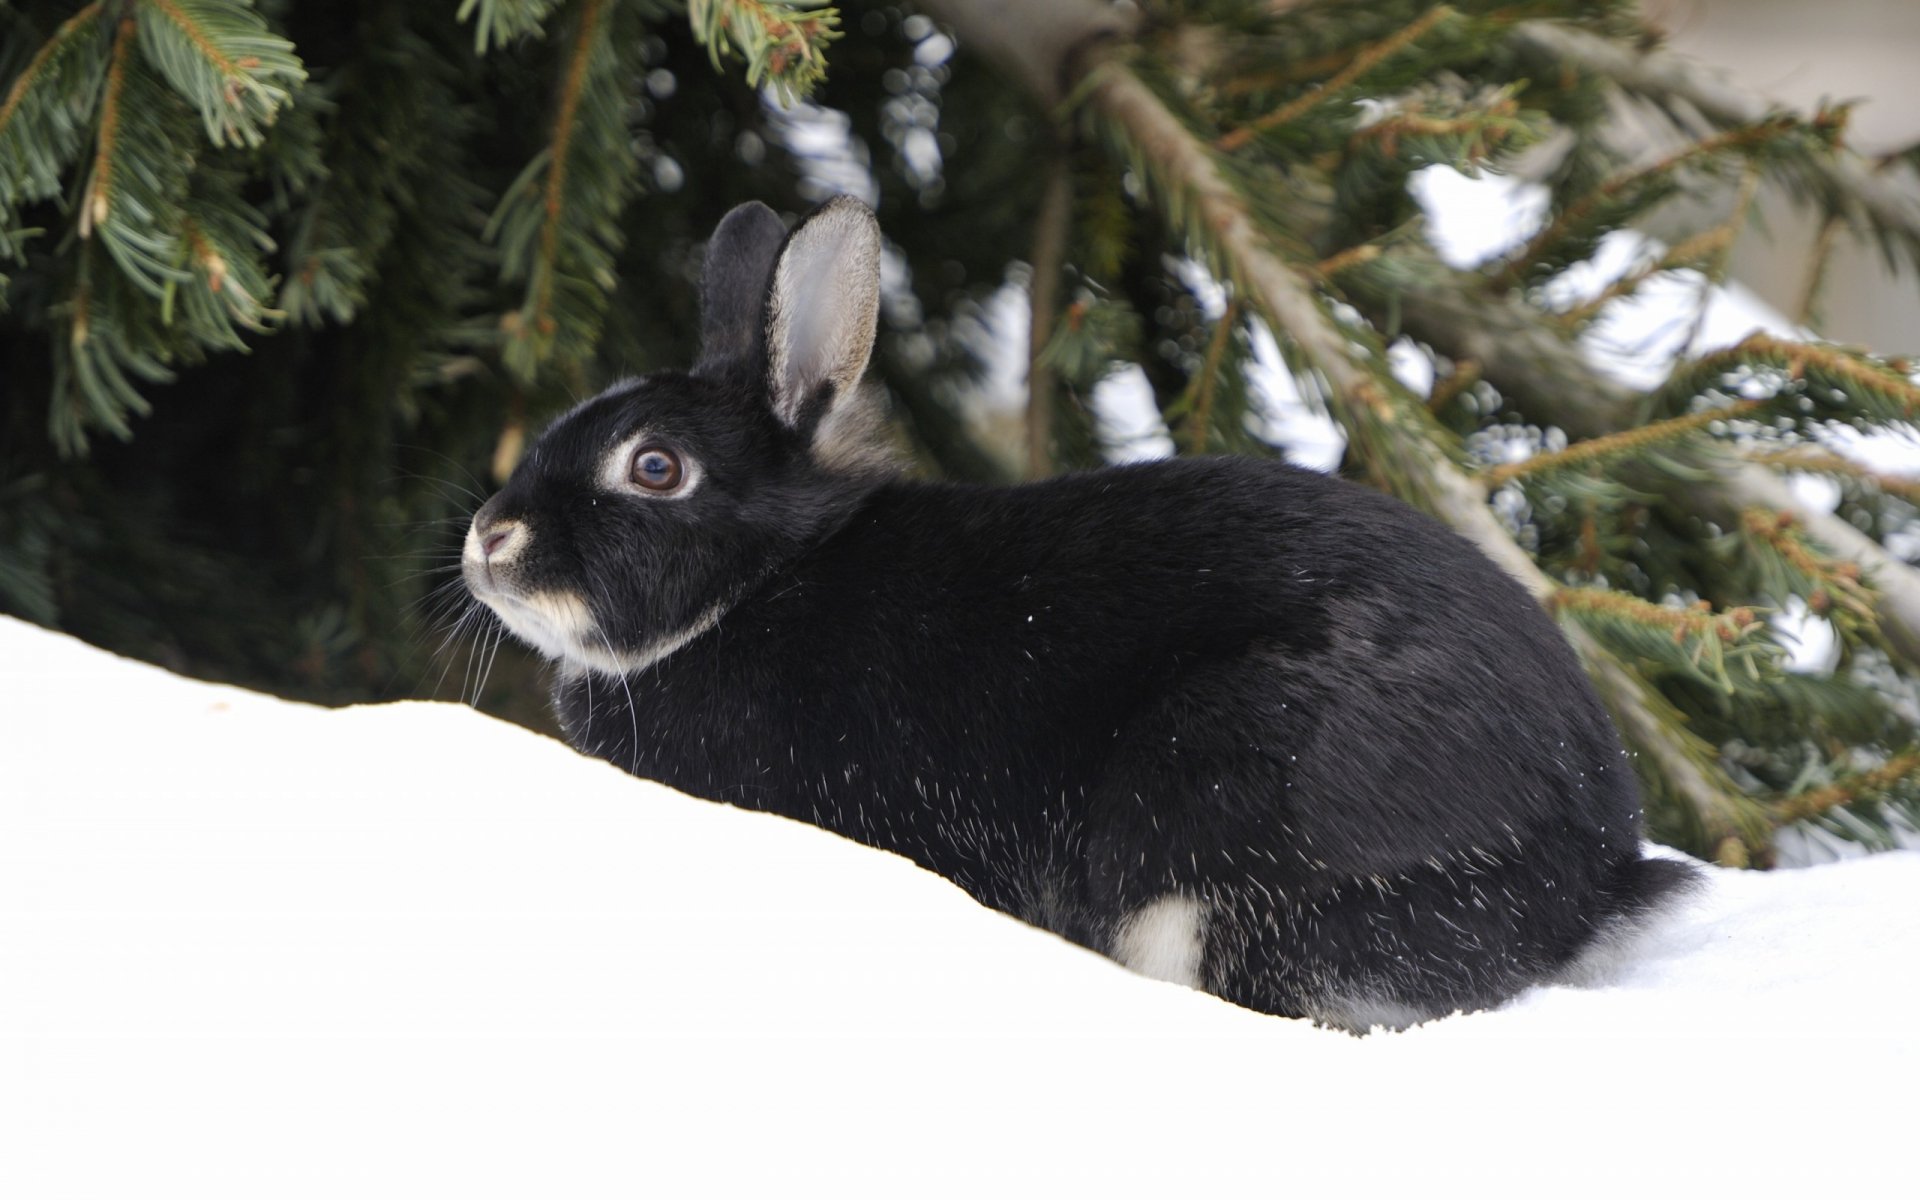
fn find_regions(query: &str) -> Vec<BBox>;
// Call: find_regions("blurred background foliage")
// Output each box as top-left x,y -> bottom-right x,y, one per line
6,0 -> 1920,866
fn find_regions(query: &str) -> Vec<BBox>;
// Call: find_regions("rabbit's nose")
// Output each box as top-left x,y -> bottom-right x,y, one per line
471,514 -> 524,563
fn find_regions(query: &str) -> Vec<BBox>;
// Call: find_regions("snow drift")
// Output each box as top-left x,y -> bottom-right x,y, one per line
3,617 -> 1915,1197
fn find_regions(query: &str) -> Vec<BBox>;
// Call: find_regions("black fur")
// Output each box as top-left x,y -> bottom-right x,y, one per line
695,201 -> 786,373
464,198 -> 1697,1030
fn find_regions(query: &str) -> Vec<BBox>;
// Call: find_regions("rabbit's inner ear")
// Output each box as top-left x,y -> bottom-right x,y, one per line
694,202 -> 788,374
766,197 -> 881,436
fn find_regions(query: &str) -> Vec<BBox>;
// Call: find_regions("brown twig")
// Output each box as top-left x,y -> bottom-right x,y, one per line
0,1 -> 105,139
1026,153 -> 1072,478
1216,5 -> 1455,151
78,15 -> 135,238
1550,587 -> 1761,644
1777,753 -> 1920,825
143,0 -> 249,87
1483,399 -> 1765,488
1311,243 -> 1381,279
528,0 -> 607,344
1740,508 -> 1877,623
1184,298 -> 1238,455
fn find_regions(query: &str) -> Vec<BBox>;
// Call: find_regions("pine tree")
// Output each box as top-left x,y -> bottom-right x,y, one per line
5,0 -> 1920,865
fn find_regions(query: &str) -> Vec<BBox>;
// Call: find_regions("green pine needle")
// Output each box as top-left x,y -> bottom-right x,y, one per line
687,0 -> 841,106
134,0 -> 305,148
457,0 -> 563,54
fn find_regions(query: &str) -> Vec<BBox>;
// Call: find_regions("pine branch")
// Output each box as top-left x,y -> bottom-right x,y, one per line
277,19 -> 481,334
1311,242 -> 1380,279
487,0 -> 635,384
78,15 -> 136,241
53,241 -> 175,454
1344,85 -> 1538,171
688,0 -> 842,105
50,13 -> 283,450
167,163 -> 280,341
1738,508 -> 1878,628
1034,292 -> 1144,462
0,4 -> 104,135
134,0 -> 305,148
79,34 -> 202,309
1482,398 -> 1765,488
1649,333 -> 1920,426
533,0 -> 605,359
0,2 -> 109,256
1215,4 -> 1456,152
1346,239 -> 1646,438
1796,211 -> 1846,329
1707,461 -> 1920,668
1776,752 -> 1920,826
1550,587 -> 1774,695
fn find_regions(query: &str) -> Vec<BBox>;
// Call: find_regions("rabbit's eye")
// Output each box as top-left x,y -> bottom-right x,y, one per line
630,446 -> 684,492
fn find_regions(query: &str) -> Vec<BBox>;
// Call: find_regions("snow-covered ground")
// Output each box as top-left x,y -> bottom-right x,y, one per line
3,617 -> 1917,1197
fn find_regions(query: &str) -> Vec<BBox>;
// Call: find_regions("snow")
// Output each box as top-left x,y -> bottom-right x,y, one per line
3,616 -> 1917,1197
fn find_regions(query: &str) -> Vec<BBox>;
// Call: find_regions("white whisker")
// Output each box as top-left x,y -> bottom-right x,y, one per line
595,626 -> 641,775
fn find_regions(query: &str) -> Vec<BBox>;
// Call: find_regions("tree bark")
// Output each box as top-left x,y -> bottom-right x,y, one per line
1025,156 -> 1072,478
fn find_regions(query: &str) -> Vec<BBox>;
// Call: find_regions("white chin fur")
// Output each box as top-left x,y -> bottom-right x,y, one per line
480,590 -> 597,664
481,589 -> 724,679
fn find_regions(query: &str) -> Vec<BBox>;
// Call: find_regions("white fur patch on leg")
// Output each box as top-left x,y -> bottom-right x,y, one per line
1113,895 -> 1206,989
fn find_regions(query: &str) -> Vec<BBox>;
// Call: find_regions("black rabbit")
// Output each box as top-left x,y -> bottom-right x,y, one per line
462,196 -> 1696,1030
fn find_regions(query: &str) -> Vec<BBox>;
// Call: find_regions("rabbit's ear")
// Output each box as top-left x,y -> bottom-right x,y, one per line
766,196 -> 881,435
695,202 -> 789,373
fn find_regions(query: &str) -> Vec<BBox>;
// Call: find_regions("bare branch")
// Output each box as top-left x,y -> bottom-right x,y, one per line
1026,155 -> 1071,478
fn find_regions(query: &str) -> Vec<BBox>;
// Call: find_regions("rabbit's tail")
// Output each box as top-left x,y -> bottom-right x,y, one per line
1595,852 -> 1705,923
1553,850 -> 1706,989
